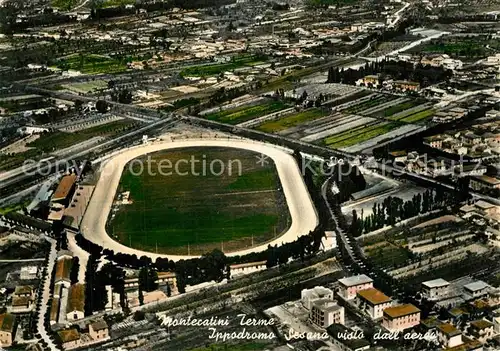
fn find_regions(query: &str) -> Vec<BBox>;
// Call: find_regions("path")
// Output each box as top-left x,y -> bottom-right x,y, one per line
36,238 -> 59,350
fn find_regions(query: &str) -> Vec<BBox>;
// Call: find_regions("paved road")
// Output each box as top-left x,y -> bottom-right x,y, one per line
80,138 -> 319,261
36,238 -> 59,351
0,258 -> 45,263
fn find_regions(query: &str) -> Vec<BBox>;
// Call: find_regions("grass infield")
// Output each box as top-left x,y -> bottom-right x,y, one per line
107,147 -> 290,255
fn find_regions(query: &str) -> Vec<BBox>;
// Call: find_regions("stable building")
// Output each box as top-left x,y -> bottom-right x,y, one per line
338,275 -> 373,300
356,288 -> 392,320
58,328 -> 81,350
66,284 -> 85,321
229,261 -> 267,278
382,304 -> 420,332
52,174 -> 77,207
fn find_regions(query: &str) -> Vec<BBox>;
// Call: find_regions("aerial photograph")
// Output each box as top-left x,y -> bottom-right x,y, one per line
0,0 -> 500,350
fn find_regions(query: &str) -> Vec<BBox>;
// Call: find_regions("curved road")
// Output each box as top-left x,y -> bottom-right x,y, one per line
80,138 -> 319,261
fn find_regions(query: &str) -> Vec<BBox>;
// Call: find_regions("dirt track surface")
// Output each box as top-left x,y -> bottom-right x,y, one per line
80,138 -> 318,261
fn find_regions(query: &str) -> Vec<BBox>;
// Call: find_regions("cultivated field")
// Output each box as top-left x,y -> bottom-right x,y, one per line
204,100 -> 289,125
107,147 -> 290,255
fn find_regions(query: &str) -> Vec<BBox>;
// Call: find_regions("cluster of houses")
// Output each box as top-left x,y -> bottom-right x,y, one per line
299,274 -> 500,350
423,120 -> 500,159
357,74 -> 421,92
421,278 -> 500,349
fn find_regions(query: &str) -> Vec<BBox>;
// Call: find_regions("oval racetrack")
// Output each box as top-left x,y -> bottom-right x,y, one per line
80,138 -> 319,261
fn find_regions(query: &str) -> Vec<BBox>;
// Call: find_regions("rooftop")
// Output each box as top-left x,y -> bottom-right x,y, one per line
438,323 -> 461,337
229,260 -> 266,270
55,258 -> 73,282
58,328 -> 80,343
90,319 -> 108,331
470,319 -> 493,330
14,285 -> 34,296
52,174 -> 77,201
0,313 -> 15,332
383,304 -> 420,319
312,298 -> 342,312
357,288 -> 391,305
338,274 -> 373,287
422,278 -> 449,289
50,298 -> 60,321
12,296 -> 31,307
67,283 -> 85,313
464,280 -> 490,292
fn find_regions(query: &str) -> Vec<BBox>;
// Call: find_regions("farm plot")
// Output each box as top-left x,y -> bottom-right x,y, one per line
62,80 -> 108,94
355,97 -> 409,117
180,55 -> 267,77
386,103 -> 433,121
371,99 -> 424,118
364,241 -> 414,271
55,54 -> 128,74
28,120 -> 137,153
322,121 -> 398,148
343,94 -> 396,115
255,108 -> 328,133
300,114 -> 377,142
399,109 -> 435,123
341,124 -> 423,153
204,100 -> 289,125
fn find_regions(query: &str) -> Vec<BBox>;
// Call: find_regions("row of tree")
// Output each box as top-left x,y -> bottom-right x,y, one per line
349,189 -> 456,236
327,60 -> 453,87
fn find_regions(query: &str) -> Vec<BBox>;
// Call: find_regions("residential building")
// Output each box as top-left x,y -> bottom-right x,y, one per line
360,74 -> 380,87
20,266 -> 39,280
301,286 -> 334,310
382,304 -> 421,332
327,324 -> 371,351
11,296 -> 33,313
0,313 -> 15,347
89,320 -> 109,341
437,323 -> 463,348
393,80 -> 420,91
469,319 -> 494,343
423,135 -> 444,149
356,288 -> 392,320
463,281 -> 491,299
14,285 -> 34,298
66,284 -> 85,321
58,329 -> 81,350
310,298 -> 344,328
421,278 -> 449,301
470,175 -> 500,191
338,275 -> 373,300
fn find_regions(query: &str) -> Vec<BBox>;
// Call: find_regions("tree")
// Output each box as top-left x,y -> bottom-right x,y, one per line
166,282 -> 172,297
96,100 -> 108,113
138,267 -> 158,292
